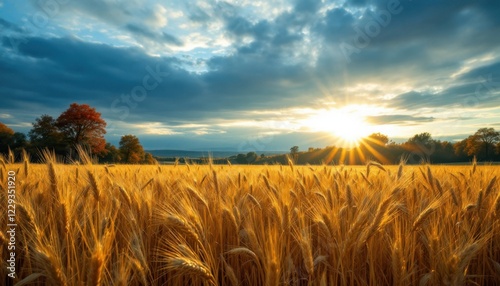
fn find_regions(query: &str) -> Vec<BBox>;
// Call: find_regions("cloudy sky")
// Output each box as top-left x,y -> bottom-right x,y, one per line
1,0 -> 500,151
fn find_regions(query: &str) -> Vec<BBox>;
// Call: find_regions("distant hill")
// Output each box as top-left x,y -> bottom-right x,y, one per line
147,149 -> 287,159
256,147 -> 345,165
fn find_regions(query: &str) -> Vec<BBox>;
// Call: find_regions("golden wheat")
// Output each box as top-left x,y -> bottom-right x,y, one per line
1,158 -> 499,285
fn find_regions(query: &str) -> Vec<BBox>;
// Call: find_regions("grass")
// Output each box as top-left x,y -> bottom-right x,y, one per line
1,156 -> 500,285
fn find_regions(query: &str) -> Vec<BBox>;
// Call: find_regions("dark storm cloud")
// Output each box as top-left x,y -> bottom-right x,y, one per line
314,8 -> 355,43
0,31 -> 312,126
366,114 -> 434,125
2,0 -> 500,146
293,0 -> 322,14
459,62 -> 500,82
313,0 -> 500,83
125,24 -> 183,46
0,17 -> 23,33
221,9 -> 295,48
348,0 -> 369,7
389,61 -> 500,110
0,34 -> 198,123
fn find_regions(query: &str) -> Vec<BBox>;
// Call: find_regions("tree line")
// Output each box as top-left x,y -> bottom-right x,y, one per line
231,128 -> 500,165
360,129 -> 500,164
0,103 -> 155,164
283,128 -> 500,165
2,103 -> 500,165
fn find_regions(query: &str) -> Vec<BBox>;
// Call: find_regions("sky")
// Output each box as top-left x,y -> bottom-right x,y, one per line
1,0 -> 500,152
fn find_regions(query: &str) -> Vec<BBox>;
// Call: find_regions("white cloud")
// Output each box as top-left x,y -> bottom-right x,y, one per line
167,9 -> 184,19
450,53 -> 498,79
192,128 -> 226,135
146,4 -> 168,28
135,122 -> 182,135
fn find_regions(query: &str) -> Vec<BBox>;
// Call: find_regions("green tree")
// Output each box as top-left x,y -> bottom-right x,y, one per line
236,154 -> 247,164
99,142 -> 121,163
473,128 -> 500,159
365,133 -> 389,145
408,132 -> 433,147
290,146 -> 299,162
246,152 -> 258,163
29,115 -> 66,154
432,140 -> 456,163
12,132 -> 28,153
404,132 -> 435,162
119,135 -> 145,164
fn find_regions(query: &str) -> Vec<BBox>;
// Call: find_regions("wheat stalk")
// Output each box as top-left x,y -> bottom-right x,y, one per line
397,163 -> 404,181
391,244 -> 403,285
450,187 -> 460,207
222,207 -> 239,232
164,215 -> 200,244
451,243 -> 482,285
412,206 -> 437,231
166,257 -> 215,284
299,231 -> 314,276
48,162 -> 59,200
130,258 -> 148,285
141,178 -> 154,190
34,248 -> 68,286
17,203 -> 39,236
245,193 -> 262,210
186,186 -> 208,208
485,176 -> 497,197
476,190 -> 484,216
59,202 -> 70,235
365,197 -> 392,241
87,170 -> 101,202
0,231 -> 8,247
0,156 -> 6,171
226,247 -> 259,261
88,244 -> 105,286
220,254 -> 238,286
346,184 -> 354,208
494,194 -> 500,216
117,186 -> 132,207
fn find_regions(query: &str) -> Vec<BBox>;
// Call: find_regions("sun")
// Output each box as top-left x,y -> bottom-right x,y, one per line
304,108 -> 370,146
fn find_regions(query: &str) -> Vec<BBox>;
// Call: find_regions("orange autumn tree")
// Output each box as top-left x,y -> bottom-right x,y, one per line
56,103 -> 107,154
0,122 -> 15,154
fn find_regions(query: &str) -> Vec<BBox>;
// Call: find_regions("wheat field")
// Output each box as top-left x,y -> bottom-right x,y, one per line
1,155 -> 500,285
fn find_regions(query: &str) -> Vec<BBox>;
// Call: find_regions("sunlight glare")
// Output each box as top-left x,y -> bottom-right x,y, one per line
304,108 -> 370,146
